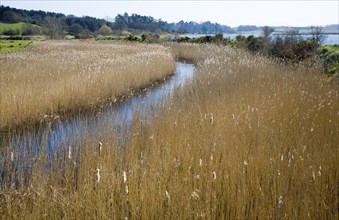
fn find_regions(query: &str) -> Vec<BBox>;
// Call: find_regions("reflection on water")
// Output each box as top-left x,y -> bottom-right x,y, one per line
0,62 -> 195,174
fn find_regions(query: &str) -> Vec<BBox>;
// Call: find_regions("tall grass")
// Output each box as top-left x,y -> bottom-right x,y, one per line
0,40 -> 175,130
0,43 -> 338,219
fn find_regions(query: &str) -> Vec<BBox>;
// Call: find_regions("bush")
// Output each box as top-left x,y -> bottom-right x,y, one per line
194,35 -> 212,43
233,30 -> 324,64
319,46 -> 339,75
9,35 -> 23,40
175,36 -> 191,43
229,40 -> 238,48
97,24 -> 113,36
245,35 -> 264,53
140,33 -> 160,43
3,29 -> 20,36
22,25 -> 41,35
75,34 -> 95,39
125,35 -> 139,41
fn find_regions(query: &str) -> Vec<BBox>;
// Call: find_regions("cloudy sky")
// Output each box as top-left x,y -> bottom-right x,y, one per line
1,0 -> 338,27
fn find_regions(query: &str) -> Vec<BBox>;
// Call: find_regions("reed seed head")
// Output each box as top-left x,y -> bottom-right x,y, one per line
123,171 -> 127,183
96,168 -> 101,183
10,152 -> 14,162
212,171 -> 217,180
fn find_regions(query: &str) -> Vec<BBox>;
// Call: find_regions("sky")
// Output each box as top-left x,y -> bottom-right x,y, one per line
1,0 -> 338,27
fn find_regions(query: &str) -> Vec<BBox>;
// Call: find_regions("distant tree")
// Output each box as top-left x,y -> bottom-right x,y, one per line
235,35 -> 247,47
81,16 -> 104,32
1,10 -> 20,23
44,16 -> 65,39
270,36 -> 286,58
261,26 -> 274,54
22,24 -> 41,35
177,26 -> 189,34
114,14 -> 127,32
284,29 -> 301,47
309,26 -> 325,46
262,26 -> 274,38
68,23 -> 84,35
213,33 -> 224,42
65,15 -> 76,26
238,25 -> 258,32
31,14 -> 43,24
246,35 -> 264,53
98,24 -> 112,35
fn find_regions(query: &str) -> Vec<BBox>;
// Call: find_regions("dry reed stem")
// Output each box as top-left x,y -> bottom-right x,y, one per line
0,40 -> 175,130
0,43 -> 338,219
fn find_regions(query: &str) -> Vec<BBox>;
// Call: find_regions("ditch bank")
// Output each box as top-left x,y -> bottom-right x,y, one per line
0,61 -> 196,171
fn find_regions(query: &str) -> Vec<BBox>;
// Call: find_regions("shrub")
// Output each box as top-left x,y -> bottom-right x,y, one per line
140,33 -> 160,43
22,25 -> 41,35
125,34 -> 139,41
3,29 -> 20,36
8,35 -> 23,40
75,34 -> 95,39
245,35 -> 264,53
175,36 -> 191,43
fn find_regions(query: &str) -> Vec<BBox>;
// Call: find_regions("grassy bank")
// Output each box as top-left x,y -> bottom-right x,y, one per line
319,45 -> 339,76
1,44 -> 338,219
0,40 -> 175,131
0,40 -> 33,53
0,22 -> 28,34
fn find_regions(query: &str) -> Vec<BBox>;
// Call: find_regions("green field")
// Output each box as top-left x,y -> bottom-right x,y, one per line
0,22 -> 27,34
0,22 -> 42,35
0,40 -> 33,53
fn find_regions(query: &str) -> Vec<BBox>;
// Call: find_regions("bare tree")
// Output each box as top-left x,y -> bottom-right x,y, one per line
261,26 -> 275,54
284,29 -> 301,46
114,15 -> 127,33
310,26 -> 325,46
44,16 -> 65,39
262,26 -> 274,38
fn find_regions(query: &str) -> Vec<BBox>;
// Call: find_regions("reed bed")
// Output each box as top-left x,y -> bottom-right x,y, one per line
0,40 -> 175,130
0,43 -> 338,219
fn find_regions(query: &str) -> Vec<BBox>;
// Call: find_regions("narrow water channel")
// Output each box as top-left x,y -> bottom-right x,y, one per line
0,62 -> 195,172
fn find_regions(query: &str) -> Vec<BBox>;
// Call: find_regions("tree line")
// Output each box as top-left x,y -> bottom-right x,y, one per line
0,6 -> 235,38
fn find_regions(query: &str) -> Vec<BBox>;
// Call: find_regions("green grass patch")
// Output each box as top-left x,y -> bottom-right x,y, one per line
321,44 -> 339,52
0,22 -> 27,34
319,45 -> 339,76
0,22 -> 42,35
0,40 -> 33,53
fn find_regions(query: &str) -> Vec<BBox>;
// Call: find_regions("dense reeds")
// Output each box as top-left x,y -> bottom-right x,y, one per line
0,43 -> 338,219
0,41 -> 175,130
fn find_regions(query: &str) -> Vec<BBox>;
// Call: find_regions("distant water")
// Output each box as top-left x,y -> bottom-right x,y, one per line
180,33 -> 339,45
223,33 -> 339,45
321,34 -> 338,45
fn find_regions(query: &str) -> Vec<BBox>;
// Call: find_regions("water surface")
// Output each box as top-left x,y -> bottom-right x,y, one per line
1,62 -> 195,170
179,33 -> 339,45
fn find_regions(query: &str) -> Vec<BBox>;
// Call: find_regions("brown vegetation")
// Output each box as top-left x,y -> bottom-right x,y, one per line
1,43 -> 338,219
0,41 -> 175,130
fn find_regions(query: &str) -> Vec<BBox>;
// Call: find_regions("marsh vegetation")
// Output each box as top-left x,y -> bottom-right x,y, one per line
0,41 -> 175,130
0,42 -> 338,219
